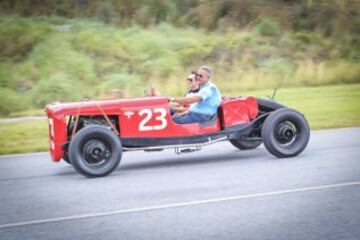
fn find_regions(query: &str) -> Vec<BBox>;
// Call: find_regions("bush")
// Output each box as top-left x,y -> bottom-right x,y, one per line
254,18 -> 281,37
94,0 -> 121,24
259,58 -> 294,74
0,62 -> 13,88
0,16 -> 52,61
31,73 -> 83,107
100,73 -> 143,96
294,31 -> 312,44
29,33 -> 96,84
0,88 -> 30,115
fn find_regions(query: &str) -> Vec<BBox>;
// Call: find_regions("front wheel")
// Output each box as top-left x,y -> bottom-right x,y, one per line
262,108 -> 310,158
68,125 -> 122,178
62,153 -> 71,165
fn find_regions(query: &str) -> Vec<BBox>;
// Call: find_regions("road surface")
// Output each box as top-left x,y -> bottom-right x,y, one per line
0,128 -> 359,240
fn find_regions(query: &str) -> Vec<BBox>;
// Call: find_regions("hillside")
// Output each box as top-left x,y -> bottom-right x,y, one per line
0,1 -> 359,115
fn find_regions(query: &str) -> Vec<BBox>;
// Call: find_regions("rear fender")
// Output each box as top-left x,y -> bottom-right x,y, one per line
256,98 -> 285,113
228,113 -> 269,140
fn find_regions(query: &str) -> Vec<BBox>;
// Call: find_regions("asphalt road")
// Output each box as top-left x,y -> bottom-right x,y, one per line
0,128 -> 360,240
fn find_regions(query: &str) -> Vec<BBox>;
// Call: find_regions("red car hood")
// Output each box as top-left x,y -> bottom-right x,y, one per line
45,97 -> 169,117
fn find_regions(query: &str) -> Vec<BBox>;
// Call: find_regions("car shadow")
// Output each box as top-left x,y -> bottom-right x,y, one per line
55,166 -> 78,176
51,149 -> 312,179
120,148 -> 267,172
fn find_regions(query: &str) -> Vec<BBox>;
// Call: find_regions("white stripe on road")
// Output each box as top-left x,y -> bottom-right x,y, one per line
1,181 -> 359,229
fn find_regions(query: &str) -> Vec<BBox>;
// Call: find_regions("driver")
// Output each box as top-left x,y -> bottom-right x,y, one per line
170,65 -> 221,124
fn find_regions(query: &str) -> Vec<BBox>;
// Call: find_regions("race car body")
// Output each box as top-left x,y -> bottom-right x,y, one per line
45,96 -> 310,177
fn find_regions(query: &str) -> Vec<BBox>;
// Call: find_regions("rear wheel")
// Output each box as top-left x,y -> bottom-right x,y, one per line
68,125 -> 122,177
229,139 -> 262,150
261,108 -> 310,158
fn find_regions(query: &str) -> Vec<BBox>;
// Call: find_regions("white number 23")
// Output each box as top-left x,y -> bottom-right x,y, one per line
138,108 -> 167,131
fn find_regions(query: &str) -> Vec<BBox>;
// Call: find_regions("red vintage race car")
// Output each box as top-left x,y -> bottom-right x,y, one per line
45,96 -> 310,177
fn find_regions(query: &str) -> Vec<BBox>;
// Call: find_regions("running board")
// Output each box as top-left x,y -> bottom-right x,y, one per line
175,146 -> 201,154
122,136 -> 228,152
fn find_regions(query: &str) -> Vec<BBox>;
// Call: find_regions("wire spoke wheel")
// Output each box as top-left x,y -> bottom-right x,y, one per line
274,121 -> 298,147
69,126 -> 122,177
82,139 -> 112,168
262,108 -> 310,158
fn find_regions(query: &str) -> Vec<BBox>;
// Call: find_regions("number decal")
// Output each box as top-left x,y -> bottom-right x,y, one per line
138,109 -> 153,131
153,108 -> 167,130
138,108 -> 168,131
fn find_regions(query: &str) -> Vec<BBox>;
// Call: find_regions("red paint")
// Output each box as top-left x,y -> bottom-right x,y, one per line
220,97 -> 258,127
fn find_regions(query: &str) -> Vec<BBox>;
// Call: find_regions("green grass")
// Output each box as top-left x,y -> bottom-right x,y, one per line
242,84 -> 360,129
6,109 -> 46,118
0,84 -> 359,155
0,120 -> 48,155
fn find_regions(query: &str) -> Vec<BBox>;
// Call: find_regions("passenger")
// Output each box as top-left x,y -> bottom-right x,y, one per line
171,71 -> 200,117
171,66 -> 221,124
185,71 -> 201,96
144,87 -> 161,97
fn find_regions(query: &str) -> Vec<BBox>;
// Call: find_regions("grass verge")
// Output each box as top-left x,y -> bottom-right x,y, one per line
0,84 -> 359,155
0,120 -> 48,155
7,109 -> 46,118
243,84 -> 360,129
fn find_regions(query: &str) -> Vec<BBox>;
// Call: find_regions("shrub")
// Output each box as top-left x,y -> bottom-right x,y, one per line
257,58 -> 295,86
294,31 -> 312,44
31,73 -> 83,107
260,58 -> 294,73
100,73 -> 143,96
94,0 -> 121,24
254,18 -> 281,37
0,62 -> 13,88
0,16 -> 52,61
0,88 -> 30,115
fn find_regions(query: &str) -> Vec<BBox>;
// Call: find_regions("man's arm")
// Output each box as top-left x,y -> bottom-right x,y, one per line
170,95 -> 201,105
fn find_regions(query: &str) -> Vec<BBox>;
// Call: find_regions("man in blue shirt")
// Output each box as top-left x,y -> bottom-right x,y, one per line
170,66 -> 222,124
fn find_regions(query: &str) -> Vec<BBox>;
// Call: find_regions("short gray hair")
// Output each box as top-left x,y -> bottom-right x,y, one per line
199,65 -> 212,77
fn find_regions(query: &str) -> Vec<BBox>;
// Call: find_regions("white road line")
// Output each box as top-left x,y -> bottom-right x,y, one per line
1,181 -> 360,230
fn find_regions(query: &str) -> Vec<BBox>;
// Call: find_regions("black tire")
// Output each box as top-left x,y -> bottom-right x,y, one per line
261,108 -> 310,158
229,139 -> 262,150
68,125 -> 122,178
62,153 -> 71,165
